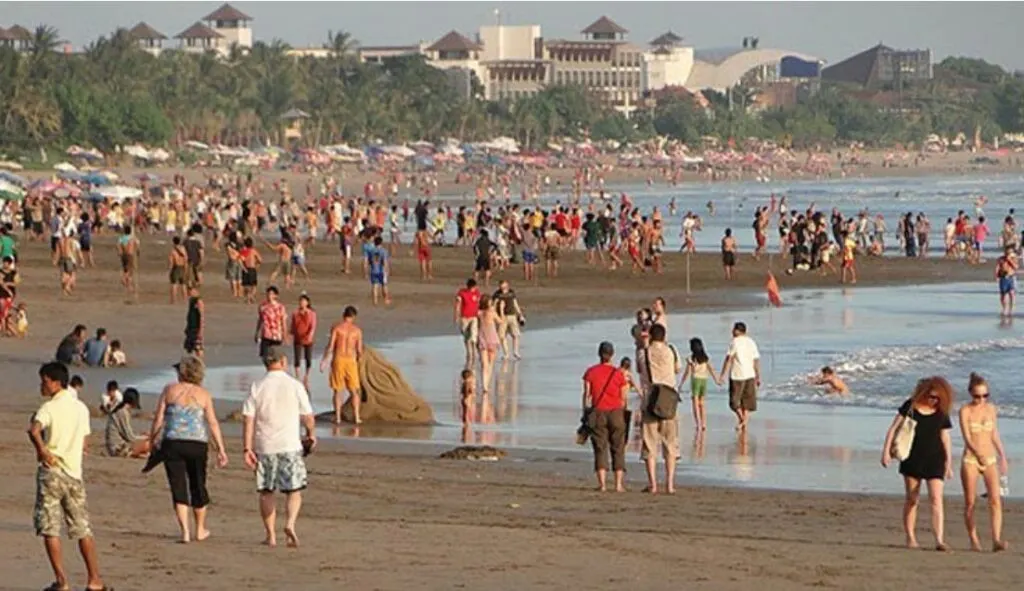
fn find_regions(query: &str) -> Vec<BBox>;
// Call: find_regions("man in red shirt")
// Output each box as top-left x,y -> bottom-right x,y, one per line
454,278 -> 481,367
255,286 -> 288,360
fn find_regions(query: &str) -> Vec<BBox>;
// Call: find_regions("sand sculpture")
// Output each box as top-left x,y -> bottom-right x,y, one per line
329,346 -> 434,424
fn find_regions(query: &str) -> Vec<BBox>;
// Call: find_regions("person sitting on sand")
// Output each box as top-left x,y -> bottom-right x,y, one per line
108,340 -> 127,367
100,380 -> 122,414
810,366 -> 849,395
105,388 -> 151,458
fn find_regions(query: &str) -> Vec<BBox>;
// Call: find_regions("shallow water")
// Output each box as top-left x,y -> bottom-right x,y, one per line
482,173 -> 1024,253
135,280 -> 1024,497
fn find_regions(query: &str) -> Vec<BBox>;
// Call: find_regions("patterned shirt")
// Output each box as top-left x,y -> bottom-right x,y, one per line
258,301 -> 287,341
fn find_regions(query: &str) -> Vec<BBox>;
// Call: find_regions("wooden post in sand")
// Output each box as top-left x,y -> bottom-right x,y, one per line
685,251 -> 691,294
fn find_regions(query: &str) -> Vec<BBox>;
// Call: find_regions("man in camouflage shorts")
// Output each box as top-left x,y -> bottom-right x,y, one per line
28,362 -> 107,591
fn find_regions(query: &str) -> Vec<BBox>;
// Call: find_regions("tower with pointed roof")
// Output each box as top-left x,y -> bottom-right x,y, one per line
204,3 -> 253,50
641,30 -> 695,94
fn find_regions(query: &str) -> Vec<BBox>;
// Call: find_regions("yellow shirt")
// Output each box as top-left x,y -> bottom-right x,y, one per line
34,389 -> 91,481
530,211 -> 544,229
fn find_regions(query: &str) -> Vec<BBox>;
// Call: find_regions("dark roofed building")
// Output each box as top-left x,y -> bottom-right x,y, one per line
203,3 -> 252,23
822,43 -> 932,88
650,31 -> 683,47
129,22 -> 166,41
426,30 -> 481,61
582,16 -> 628,41
129,21 -> 167,53
176,22 -> 223,52
0,27 -> 12,44
6,25 -> 32,41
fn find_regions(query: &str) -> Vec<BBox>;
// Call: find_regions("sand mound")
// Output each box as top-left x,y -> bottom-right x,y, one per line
319,347 -> 434,424
439,446 -> 507,460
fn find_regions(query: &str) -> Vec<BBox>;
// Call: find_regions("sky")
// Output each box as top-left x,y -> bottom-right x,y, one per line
3,1 -> 1023,70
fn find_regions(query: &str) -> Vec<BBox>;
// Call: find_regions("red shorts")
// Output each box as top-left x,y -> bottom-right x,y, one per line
756,233 -> 766,248
417,248 -> 431,262
842,259 -> 854,269
0,298 -> 11,321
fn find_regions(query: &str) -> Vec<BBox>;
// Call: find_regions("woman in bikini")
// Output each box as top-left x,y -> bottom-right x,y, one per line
958,372 -> 1009,552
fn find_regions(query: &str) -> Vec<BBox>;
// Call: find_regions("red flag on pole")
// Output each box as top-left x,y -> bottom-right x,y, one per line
766,272 -> 782,307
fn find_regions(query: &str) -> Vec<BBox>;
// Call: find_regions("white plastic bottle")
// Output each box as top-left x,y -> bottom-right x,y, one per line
999,474 -> 1009,497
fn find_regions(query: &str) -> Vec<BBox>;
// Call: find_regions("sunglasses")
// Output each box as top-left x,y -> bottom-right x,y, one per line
973,393 -> 990,399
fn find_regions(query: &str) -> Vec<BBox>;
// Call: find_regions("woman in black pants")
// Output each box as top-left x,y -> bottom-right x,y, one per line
149,355 -> 228,543
581,341 -> 629,493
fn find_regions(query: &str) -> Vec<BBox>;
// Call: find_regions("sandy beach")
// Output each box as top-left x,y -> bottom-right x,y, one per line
0,215 -> 1019,590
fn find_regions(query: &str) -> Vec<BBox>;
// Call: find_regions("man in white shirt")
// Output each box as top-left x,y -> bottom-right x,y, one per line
242,347 -> 316,548
28,362 -> 106,591
720,322 -> 761,430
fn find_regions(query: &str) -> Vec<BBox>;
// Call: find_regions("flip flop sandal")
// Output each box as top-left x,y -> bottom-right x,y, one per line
43,584 -> 70,591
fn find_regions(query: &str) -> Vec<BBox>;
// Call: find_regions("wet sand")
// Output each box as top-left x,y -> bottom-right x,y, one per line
0,235 -> 1018,590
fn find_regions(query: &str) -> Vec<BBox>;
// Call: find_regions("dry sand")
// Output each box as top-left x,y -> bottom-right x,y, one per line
0,230 -> 1018,591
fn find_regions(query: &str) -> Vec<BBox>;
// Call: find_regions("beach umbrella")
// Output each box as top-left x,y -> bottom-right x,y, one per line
81,172 -> 112,186
0,179 -> 26,201
53,162 -> 77,172
0,170 -> 26,186
0,160 -> 24,171
91,185 -> 143,201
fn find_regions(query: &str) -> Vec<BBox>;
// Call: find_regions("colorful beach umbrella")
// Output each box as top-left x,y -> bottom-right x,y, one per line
0,179 -> 26,201
0,170 -> 25,185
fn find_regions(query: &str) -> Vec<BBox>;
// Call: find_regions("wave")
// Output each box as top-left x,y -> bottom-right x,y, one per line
763,337 -> 1024,418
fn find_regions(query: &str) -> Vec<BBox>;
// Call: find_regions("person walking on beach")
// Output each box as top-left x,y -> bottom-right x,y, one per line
641,324 -> 682,494
183,286 -> 204,358
721,228 -> 737,280
680,338 -> 721,431
840,231 -> 857,285
320,305 -> 363,424
476,295 -> 501,394
242,347 -> 316,548
116,225 -> 139,301
880,376 -> 954,551
492,280 -> 524,360
28,361 -> 108,591
168,236 -> 188,304
995,248 -> 1017,316
414,228 -> 433,281
147,356 -> 229,543
255,286 -> 288,360
720,322 -> 760,431
455,279 -> 481,368
582,341 -> 628,493
958,373 -> 1009,552
289,294 -> 317,390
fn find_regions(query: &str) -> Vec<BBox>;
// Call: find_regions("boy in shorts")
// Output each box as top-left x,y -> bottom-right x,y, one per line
28,362 -> 107,591
368,237 -> 391,306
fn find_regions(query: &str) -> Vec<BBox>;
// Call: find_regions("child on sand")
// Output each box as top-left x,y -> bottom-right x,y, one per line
460,368 -> 475,424
680,338 -> 721,431
100,380 -> 123,414
108,340 -> 127,367
810,366 -> 849,395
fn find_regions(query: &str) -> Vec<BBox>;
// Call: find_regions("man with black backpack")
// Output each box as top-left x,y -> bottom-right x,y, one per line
641,323 -> 682,494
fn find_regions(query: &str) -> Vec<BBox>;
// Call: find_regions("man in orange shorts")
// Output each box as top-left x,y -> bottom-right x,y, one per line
319,306 -> 363,424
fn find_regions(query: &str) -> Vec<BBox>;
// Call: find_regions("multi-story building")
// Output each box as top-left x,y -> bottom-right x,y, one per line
175,22 -> 224,54
545,16 -> 646,113
822,44 -> 932,88
0,25 -> 32,52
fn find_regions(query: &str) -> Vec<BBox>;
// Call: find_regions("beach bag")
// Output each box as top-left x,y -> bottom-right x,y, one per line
576,368 -> 618,444
890,407 -> 917,462
643,345 -> 681,420
646,384 -> 680,420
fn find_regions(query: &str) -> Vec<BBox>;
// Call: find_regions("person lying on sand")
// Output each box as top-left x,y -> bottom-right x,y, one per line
810,366 -> 849,395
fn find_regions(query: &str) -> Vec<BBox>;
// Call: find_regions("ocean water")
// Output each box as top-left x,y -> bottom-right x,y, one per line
134,280 -> 1024,496
517,173 -> 1024,253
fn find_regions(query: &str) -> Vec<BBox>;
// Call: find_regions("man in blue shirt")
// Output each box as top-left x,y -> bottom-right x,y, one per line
82,328 -> 109,367
368,237 -> 391,306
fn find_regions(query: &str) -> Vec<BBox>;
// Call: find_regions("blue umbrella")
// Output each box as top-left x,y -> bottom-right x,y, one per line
58,170 -> 85,182
0,171 -> 25,186
81,173 -> 111,186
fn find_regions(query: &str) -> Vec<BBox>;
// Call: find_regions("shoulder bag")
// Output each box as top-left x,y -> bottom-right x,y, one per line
644,345 -> 680,420
576,367 -> 618,444
890,404 -> 917,462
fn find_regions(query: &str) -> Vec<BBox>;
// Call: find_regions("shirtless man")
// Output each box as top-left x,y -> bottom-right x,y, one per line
810,366 -> 849,395
319,306 -> 363,424
168,236 -> 188,304
413,229 -> 433,281
265,237 -> 295,290
116,225 -> 140,300
721,228 -> 737,280
57,230 -> 77,296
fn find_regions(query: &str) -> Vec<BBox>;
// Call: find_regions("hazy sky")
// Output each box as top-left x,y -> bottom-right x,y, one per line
4,2 -> 1022,69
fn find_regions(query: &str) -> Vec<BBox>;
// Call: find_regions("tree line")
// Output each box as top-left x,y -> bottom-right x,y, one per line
1,25 -> 1022,155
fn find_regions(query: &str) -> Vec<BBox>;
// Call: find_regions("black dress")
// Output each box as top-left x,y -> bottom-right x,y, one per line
897,399 -> 952,480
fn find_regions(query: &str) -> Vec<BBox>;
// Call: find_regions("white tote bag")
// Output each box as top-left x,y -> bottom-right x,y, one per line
890,410 -> 917,462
